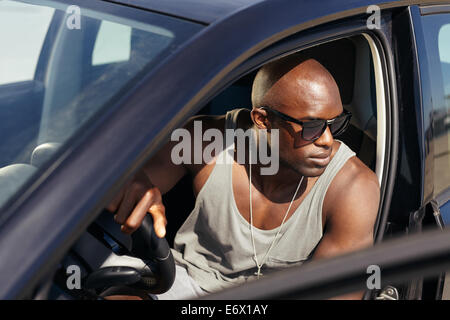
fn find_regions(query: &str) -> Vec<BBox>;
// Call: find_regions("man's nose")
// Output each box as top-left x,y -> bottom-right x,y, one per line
314,126 -> 333,148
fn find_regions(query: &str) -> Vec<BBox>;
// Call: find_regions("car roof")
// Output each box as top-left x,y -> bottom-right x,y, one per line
106,0 -> 265,24
104,0 -> 436,25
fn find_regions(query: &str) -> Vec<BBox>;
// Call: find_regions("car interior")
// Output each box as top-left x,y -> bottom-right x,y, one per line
163,34 -> 380,248
39,33 -> 383,299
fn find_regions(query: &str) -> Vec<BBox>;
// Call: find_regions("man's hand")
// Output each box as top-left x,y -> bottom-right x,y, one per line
107,171 -> 167,237
105,117 -> 199,235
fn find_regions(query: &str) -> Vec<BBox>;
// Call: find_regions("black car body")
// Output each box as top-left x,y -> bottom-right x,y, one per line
0,0 -> 449,300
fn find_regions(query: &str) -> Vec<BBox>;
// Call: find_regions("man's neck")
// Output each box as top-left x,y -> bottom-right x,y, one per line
233,116 -> 305,198
249,161 -> 306,201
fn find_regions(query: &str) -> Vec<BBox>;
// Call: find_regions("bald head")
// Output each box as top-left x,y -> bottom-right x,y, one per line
251,55 -> 341,114
249,55 -> 344,177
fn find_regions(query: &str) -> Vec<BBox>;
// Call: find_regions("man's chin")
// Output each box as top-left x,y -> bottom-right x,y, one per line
305,166 -> 327,177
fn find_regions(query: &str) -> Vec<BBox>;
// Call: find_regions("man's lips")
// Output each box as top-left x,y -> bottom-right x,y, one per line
309,152 -> 331,166
310,152 -> 331,159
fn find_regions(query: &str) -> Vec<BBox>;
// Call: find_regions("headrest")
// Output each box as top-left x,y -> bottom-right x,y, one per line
30,142 -> 62,168
0,164 -> 37,205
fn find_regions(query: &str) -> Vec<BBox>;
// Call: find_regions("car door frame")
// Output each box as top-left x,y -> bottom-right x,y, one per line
408,3 -> 450,300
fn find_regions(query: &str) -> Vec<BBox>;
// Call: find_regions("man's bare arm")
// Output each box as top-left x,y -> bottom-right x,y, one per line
107,117 -> 200,235
312,164 -> 380,299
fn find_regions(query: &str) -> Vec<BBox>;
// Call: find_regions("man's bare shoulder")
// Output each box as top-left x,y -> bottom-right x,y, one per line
337,140 -> 378,186
180,114 -> 226,177
324,144 -> 380,221
340,154 -> 378,187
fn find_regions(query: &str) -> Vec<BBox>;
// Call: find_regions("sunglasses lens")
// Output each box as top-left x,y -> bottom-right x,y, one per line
329,115 -> 350,136
267,107 -> 352,141
302,122 -> 327,141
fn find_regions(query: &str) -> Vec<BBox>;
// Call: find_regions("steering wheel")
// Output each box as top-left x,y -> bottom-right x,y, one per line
130,215 -> 176,293
81,214 -> 175,298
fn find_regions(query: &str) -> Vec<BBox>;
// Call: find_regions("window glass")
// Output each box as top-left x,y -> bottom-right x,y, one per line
0,1 -> 55,85
436,24 -> 450,196
0,0 -> 202,209
421,14 -> 450,197
92,21 -> 131,66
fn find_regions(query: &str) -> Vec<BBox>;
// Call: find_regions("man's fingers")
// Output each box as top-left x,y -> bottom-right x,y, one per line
121,191 -> 153,234
106,187 -> 125,213
149,203 -> 167,238
108,175 -> 166,237
146,187 -> 166,238
121,189 -> 167,237
115,186 -> 139,225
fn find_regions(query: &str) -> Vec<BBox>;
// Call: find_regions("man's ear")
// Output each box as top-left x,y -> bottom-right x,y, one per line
251,108 -> 271,130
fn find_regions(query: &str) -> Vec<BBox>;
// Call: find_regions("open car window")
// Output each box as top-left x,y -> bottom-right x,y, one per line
50,30 -> 386,300
163,33 -> 383,246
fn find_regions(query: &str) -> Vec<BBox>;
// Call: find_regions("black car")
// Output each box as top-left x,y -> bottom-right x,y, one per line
0,0 -> 449,300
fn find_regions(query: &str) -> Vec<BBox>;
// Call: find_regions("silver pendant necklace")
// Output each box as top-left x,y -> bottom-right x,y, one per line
248,154 -> 304,279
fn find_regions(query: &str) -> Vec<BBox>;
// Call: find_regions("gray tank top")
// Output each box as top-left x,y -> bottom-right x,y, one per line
172,108 -> 356,293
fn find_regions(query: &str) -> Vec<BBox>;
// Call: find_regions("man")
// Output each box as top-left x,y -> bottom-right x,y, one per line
107,56 -> 380,299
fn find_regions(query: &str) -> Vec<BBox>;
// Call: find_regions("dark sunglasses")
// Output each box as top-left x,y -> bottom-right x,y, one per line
260,106 -> 352,141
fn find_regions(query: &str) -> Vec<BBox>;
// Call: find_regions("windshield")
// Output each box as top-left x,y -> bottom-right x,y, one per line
0,0 -> 201,207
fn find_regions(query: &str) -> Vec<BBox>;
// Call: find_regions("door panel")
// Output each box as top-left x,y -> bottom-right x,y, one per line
413,4 -> 450,299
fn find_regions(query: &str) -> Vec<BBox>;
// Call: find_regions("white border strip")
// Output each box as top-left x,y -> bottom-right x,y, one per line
363,33 -> 386,185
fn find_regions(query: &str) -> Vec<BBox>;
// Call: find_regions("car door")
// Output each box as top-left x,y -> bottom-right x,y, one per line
0,0 -> 441,300
0,0 -> 403,299
410,3 -> 450,300
48,2 -> 400,300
